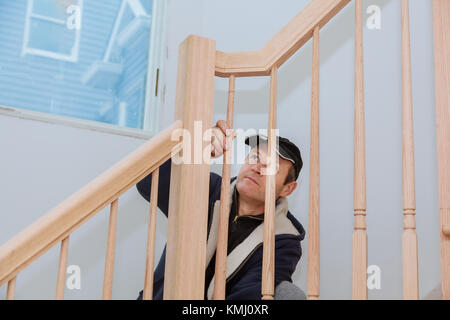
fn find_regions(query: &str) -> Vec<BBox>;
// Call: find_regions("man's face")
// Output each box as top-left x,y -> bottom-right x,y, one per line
235,144 -> 297,204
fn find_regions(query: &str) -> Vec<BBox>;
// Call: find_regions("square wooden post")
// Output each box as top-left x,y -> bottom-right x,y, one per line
163,35 -> 216,299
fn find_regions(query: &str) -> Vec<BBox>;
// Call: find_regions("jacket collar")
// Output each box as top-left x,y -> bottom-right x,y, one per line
205,178 -> 301,299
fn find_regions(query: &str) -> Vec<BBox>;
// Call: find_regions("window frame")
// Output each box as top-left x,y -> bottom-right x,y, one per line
143,0 -> 167,135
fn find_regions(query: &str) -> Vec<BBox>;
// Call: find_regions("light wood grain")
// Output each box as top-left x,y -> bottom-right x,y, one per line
143,168 -> 159,300
102,199 -> 118,300
0,120 -> 182,286
352,0 -> 368,300
432,0 -> 450,301
215,0 -> 350,77
163,35 -> 216,300
55,236 -> 69,300
6,276 -> 16,300
401,0 -> 419,300
213,75 -> 236,300
307,26 -> 320,300
261,66 -> 278,300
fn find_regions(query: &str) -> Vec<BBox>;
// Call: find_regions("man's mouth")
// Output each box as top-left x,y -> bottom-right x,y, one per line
245,176 -> 259,185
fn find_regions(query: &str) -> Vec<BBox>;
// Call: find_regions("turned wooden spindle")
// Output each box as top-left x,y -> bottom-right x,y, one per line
143,168 -> 160,300
102,199 -> 118,300
432,0 -> 450,300
213,75 -> 236,300
6,276 -> 17,300
55,236 -> 69,300
401,0 -> 419,300
307,25 -> 321,300
352,0 -> 368,300
261,66 -> 278,300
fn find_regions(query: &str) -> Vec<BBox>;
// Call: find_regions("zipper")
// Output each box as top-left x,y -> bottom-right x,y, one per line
226,243 -> 263,284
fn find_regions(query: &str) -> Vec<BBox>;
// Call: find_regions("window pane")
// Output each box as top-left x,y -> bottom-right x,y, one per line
28,18 -> 75,56
32,0 -> 68,20
0,0 -> 155,130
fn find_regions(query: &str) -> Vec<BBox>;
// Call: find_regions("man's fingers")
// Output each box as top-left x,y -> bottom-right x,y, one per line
216,120 -> 231,135
212,120 -> 237,155
215,120 -> 237,142
212,126 -> 226,150
211,131 -> 224,157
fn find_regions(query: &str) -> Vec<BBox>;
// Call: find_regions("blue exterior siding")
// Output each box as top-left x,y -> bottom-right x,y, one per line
0,0 -> 153,129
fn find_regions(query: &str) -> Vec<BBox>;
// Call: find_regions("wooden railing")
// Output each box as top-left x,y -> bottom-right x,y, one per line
0,120 -> 184,299
1,0 -> 448,300
211,0 -> 449,300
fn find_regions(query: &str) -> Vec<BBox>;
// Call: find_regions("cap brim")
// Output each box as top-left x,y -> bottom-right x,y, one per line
245,135 -> 296,165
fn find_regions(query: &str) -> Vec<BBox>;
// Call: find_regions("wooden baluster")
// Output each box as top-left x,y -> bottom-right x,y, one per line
6,276 -> 17,300
213,75 -> 236,300
307,25 -> 320,300
432,0 -> 450,300
261,66 -> 278,300
143,168 -> 160,300
55,236 -> 69,300
352,0 -> 368,300
102,199 -> 118,300
401,0 -> 419,300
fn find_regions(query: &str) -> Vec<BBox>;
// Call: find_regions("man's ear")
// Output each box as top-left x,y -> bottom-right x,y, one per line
279,181 -> 297,198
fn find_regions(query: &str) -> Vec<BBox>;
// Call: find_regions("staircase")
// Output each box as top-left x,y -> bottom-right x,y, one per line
0,0 -> 448,300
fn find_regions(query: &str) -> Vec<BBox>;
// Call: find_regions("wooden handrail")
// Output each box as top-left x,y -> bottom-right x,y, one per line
215,0 -> 351,77
0,120 -> 183,286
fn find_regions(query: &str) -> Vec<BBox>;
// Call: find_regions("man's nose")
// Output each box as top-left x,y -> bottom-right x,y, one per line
250,162 -> 263,175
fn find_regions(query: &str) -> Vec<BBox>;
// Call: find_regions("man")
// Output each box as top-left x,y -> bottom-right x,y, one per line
136,120 -> 305,300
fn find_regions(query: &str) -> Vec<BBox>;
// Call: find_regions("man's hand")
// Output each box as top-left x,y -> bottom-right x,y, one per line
211,120 -> 237,158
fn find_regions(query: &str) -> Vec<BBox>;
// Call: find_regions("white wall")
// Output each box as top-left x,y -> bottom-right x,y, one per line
0,0 -> 441,299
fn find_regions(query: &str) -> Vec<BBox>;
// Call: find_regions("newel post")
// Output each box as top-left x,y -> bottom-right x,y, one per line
163,35 -> 216,299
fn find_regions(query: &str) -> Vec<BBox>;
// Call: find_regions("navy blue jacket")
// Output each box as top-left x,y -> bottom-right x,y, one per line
136,158 -> 305,300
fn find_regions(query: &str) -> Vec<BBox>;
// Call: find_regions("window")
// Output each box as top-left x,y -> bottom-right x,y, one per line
22,0 -> 83,62
0,0 -> 166,133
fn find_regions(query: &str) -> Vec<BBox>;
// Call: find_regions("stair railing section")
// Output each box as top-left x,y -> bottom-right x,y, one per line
212,0 -> 352,300
0,120 -> 183,299
0,34 -> 216,301
210,0 -> 447,300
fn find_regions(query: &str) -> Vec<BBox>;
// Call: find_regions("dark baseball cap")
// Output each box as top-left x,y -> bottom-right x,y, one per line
244,134 -> 303,181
